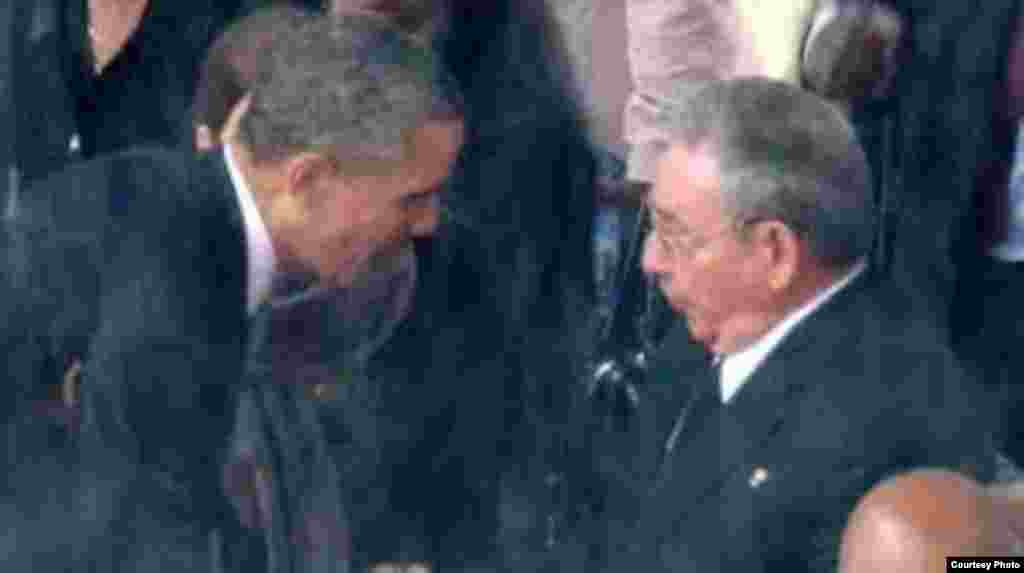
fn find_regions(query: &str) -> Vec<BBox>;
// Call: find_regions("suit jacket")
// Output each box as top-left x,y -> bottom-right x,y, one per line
0,146 -> 414,572
0,447 -> 214,572
0,147 -> 253,569
594,271 -> 995,573
624,0 -> 817,182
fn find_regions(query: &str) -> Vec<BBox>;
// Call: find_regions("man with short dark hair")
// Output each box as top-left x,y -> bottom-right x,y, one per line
0,13 -> 462,572
594,77 -> 993,573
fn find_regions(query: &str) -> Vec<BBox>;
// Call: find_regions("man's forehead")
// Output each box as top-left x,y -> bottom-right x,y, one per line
364,119 -> 461,197
343,119 -> 462,183
648,144 -> 719,222
408,120 -> 463,169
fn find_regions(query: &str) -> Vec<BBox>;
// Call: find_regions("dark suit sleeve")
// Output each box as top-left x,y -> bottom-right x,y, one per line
0,447 -> 214,572
0,173 -> 92,466
895,350 -> 997,481
78,211 -> 244,502
25,154 -> 247,522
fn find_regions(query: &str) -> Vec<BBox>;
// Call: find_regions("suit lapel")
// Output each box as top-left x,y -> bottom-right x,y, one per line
636,322 -> 713,479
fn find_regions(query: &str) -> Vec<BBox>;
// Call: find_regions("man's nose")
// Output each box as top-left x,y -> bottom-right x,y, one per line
409,195 -> 441,238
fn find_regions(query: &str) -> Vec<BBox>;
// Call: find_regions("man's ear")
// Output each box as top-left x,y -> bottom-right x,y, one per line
284,152 -> 338,203
262,153 -> 336,231
751,220 -> 801,292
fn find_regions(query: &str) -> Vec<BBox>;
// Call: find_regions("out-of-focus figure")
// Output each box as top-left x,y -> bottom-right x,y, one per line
624,0 -> 817,184
8,1 -> 237,189
839,469 -> 1024,573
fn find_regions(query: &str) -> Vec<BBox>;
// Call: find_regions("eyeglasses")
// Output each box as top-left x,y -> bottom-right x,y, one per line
646,221 -> 738,261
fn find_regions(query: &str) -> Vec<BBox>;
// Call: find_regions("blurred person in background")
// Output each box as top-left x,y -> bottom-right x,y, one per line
624,0 -> 818,187
326,1 -> 601,571
838,469 -> 1024,573
5,0 -> 241,203
960,6 -> 1024,471
851,0 -> 1020,354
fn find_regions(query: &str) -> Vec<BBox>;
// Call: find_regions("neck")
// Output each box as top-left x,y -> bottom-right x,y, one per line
723,260 -> 859,355
778,261 -> 853,315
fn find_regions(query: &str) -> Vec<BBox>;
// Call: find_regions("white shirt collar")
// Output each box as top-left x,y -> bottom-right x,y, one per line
718,259 -> 867,404
224,144 -> 277,315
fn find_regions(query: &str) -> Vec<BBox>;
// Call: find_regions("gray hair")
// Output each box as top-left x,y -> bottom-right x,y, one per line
660,77 -> 874,269
237,13 -> 459,168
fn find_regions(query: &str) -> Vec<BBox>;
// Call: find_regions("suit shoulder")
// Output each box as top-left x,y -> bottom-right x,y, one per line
19,147 -> 196,219
25,146 -> 192,189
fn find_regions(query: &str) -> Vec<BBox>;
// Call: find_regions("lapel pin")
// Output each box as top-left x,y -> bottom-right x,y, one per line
749,467 -> 770,489
62,357 -> 83,409
312,383 -> 328,400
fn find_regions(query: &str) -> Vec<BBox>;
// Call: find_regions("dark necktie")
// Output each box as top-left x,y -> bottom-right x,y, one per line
259,246 -> 417,385
220,296 -> 351,573
653,359 -> 722,488
223,249 -> 415,572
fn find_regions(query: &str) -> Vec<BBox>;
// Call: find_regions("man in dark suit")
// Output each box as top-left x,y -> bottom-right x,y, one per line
593,78 -> 994,572
1,13 -> 462,572
189,1 -> 604,569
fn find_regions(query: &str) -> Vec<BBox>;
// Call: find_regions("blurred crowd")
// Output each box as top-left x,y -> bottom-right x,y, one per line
1,1 -> 1023,572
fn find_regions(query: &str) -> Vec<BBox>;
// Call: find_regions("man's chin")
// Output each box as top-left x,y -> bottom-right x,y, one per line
683,314 -> 719,353
325,246 -> 418,363
324,242 -> 416,289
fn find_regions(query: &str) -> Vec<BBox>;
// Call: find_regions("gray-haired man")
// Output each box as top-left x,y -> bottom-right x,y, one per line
594,77 -> 993,573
